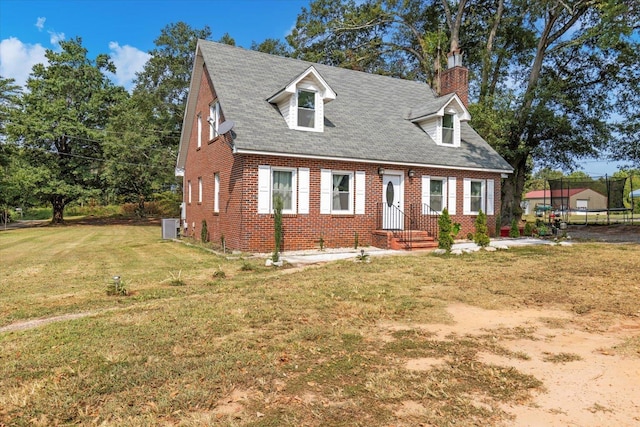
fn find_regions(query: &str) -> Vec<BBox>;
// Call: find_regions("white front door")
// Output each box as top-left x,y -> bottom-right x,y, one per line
382,173 -> 403,230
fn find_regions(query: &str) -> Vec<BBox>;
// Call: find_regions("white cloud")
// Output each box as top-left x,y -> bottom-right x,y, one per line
106,41 -> 150,91
0,37 -> 47,87
35,17 -> 46,31
48,31 -> 65,47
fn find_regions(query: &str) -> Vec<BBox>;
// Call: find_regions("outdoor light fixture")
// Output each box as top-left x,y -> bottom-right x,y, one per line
378,167 -> 385,175
408,169 -> 416,178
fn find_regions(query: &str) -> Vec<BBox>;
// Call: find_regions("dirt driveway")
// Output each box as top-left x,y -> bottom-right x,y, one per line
422,304 -> 640,426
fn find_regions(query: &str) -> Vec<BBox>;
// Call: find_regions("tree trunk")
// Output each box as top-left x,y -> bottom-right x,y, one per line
51,195 -> 66,224
136,195 -> 146,218
500,153 -> 528,226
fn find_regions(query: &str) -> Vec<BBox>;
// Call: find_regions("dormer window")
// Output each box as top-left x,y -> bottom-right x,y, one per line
408,93 -> 470,148
268,66 -> 336,133
442,113 -> 454,145
297,90 -> 316,128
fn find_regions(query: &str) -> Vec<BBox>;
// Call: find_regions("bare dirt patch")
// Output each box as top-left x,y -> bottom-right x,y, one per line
382,303 -> 640,427
567,224 -> 640,244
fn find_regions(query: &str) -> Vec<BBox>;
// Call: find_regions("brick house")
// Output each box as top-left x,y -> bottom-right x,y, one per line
175,41 -> 512,253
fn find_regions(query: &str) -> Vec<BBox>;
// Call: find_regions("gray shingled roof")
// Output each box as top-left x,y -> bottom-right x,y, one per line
185,40 -> 512,172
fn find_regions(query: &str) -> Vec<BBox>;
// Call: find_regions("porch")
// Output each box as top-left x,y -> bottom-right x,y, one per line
373,203 -> 440,251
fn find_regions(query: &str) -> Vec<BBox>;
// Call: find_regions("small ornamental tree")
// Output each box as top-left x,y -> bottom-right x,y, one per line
272,194 -> 283,262
474,209 -> 491,247
438,207 -> 454,252
201,219 -> 209,243
509,218 -> 520,238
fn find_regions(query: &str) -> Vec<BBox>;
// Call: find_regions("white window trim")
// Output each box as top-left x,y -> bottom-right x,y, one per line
271,167 -> 297,214
197,114 -> 202,148
187,180 -> 192,204
209,101 -> 219,140
198,177 -> 203,203
422,176 -> 448,214
298,168 -> 310,215
213,173 -> 220,213
438,109 -> 461,147
292,82 -> 323,133
320,169 -> 355,215
463,178 -> 494,215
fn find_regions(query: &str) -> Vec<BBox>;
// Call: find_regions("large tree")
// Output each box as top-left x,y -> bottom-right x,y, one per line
5,38 -> 125,223
132,22 -> 212,151
287,0 -> 640,224
102,93 -> 177,216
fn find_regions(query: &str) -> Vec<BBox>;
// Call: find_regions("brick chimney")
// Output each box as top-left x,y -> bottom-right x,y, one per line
439,49 -> 469,107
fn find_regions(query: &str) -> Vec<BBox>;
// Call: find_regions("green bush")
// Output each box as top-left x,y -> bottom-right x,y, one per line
474,210 -> 490,247
509,218 -> 520,238
523,222 -> 534,236
201,220 -> 209,243
272,194 -> 283,262
437,208 -> 454,251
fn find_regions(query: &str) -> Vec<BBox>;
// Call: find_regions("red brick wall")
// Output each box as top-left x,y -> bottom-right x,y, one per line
183,67 -> 503,253
183,65 -> 244,249
440,66 -> 469,107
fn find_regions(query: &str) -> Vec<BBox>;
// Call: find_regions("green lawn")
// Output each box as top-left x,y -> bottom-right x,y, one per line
1,222 -> 639,426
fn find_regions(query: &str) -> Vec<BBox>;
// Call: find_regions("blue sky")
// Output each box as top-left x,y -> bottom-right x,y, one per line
0,0 -> 309,88
0,0 -> 628,176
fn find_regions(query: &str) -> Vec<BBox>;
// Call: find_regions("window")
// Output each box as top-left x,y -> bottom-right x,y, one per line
272,170 -> 294,211
187,180 -> 192,204
297,89 -> 316,128
442,113 -> 454,145
257,166 -> 300,215
198,177 -> 203,203
332,173 -> 352,212
430,179 -> 445,212
197,114 -> 202,148
209,102 -> 219,140
470,181 -> 482,212
213,173 -> 220,212
463,178 -> 493,215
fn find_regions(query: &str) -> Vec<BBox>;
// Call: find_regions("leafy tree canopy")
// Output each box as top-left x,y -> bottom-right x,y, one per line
5,37 -> 125,223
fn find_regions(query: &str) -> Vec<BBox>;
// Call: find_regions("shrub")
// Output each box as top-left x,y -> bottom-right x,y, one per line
272,194 -> 283,262
509,218 -> 520,238
474,210 -> 490,247
106,277 -> 128,296
212,267 -> 226,279
201,220 -> 209,243
523,222 -> 534,236
437,208 -> 454,252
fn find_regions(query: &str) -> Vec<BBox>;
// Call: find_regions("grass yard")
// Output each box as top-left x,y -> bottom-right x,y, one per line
1,221 -> 639,426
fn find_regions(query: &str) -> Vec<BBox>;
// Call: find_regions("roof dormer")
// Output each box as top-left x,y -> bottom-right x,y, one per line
408,93 -> 470,148
267,66 -> 336,133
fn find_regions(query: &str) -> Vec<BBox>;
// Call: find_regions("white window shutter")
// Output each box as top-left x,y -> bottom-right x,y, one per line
448,177 -> 457,214
355,171 -> 365,214
486,179 -> 495,215
421,175 -> 430,214
320,169 -> 331,214
463,178 -> 471,214
258,165 -> 271,214
298,168 -> 310,214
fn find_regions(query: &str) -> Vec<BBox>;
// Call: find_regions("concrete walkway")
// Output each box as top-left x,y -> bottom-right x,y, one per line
278,237 -> 571,266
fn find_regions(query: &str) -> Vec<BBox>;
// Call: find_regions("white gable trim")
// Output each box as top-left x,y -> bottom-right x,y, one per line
409,93 -> 471,123
268,66 -> 337,104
